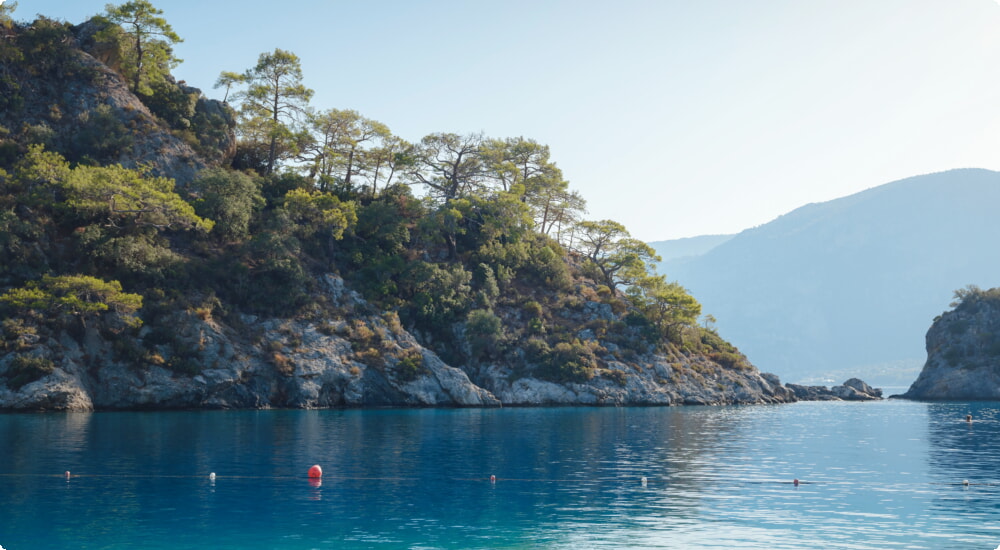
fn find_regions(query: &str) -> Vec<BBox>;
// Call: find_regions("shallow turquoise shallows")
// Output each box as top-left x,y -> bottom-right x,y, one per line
2,399 -> 1000,549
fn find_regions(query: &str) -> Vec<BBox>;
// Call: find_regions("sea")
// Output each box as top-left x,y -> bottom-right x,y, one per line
2,397 -> 1000,550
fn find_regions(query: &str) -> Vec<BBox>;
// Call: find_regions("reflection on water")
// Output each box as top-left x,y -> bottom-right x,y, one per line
925,401 -> 1000,545
2,402 -> 1000,549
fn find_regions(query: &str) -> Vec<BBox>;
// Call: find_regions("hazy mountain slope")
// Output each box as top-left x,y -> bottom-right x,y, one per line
649,234 -> 734,263
661,169 -> 1000,384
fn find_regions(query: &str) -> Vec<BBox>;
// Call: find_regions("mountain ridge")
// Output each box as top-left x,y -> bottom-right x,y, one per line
658,168 -> 1000,384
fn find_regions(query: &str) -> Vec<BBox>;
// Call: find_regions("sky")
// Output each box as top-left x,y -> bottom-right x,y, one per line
15,0 -> 1000,241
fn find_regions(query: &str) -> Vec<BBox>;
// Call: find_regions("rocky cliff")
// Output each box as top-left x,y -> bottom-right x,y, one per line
901,288 -> 1000,400
1,274 -> 819,411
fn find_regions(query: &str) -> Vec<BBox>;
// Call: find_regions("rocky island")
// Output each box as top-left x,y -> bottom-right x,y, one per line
0,4 -> 881,411
899,286 -> 1000,400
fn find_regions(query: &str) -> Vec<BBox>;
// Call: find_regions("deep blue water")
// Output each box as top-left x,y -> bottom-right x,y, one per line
2,400 -> 1000,549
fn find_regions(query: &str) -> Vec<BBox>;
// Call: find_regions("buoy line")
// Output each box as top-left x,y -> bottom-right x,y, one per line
2,472 -> 998,487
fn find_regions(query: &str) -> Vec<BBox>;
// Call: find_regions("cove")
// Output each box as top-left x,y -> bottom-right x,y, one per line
2,400 -> 999,549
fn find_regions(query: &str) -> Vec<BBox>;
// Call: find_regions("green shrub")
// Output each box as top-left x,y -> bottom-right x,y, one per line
349,320 -> 380,351
5,354 -> 55,390
66,104 -> 133,165
1,317 -> 37,352
192,168 -> 263,242
523,337 -> 550,362
139,78 -> 197,129
522,300 -> 543,318
536,340 -> 597,384
395,348 -> 424,381
709,351 -> 744,370
465,308 -> 503,360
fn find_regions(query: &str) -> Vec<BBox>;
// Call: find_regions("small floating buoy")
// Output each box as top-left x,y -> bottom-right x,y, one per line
641,476 -> 648,486
963,479 -> 970,486
308,465 -> 323,479
966,414 -> 973,422
490,474 -> 496,483
64,471 -> 71,479
209,472 -> 216,481
793,478 -> 799,486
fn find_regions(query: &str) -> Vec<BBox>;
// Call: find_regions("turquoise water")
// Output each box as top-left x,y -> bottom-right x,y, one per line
2,400 -> 1000,549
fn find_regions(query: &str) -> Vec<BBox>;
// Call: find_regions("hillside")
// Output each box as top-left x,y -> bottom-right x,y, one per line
649,234 -> 734,263
661,169 -> 1000,385
0,7 -> 821,410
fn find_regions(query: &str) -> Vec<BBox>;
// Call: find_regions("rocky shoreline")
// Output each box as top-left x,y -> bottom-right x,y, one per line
0,275 -> 884,412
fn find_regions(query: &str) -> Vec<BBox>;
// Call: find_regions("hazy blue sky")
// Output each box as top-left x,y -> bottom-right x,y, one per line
17,0 -> 1000,241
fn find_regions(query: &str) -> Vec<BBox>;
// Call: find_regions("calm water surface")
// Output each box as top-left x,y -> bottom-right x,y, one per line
2,400 -> 1000,549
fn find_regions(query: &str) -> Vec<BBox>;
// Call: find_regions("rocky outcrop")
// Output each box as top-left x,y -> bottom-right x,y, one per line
0,275 -> 501,411
900,291 -> 1000,400
786,378 -> 883,401
477,352 -> 796,406
73,52 -> 209,185
1,18 -> 235,186
0,273 -> 824,412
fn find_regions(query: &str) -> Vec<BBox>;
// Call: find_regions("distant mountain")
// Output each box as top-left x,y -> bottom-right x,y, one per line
649,234 -> 734,263
660,169 -> 1000,385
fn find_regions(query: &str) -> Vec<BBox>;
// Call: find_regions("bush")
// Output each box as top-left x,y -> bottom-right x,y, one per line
536,339 -> 597,384
349,320 -> 380,351
5,354 -> 55,390
66,104 -> 133,165
1,317 -> 37,352
522,300 -> 543,318
465,308 -> 503,360
192,168 -> 263,242
523,337 -> 551,362
138,78 -> 197,129
404,261 -> 472,330
395,348 -> 424,381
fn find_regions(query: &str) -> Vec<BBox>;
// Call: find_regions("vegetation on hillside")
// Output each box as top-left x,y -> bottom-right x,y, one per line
0,2 -> 746,387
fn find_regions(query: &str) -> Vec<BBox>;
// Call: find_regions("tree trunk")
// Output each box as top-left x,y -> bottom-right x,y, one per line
266,89 -> 279,174
133,35 -> 143,92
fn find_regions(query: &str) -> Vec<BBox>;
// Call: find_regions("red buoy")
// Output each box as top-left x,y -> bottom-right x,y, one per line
793,478 -> 799,486
308,465 -> 323,478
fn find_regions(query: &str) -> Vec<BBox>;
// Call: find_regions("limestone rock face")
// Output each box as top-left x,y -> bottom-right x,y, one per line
0,271 -> 890,411
901,295 -> 1000,400
480,355 -> 797,406
0,275 -> 500,411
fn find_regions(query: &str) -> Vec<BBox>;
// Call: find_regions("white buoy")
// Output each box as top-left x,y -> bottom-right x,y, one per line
490,474 -> 496,483
209,472 -> 216,481
641,476 -> 648,486
963,479 -> 970,486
